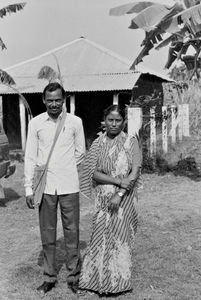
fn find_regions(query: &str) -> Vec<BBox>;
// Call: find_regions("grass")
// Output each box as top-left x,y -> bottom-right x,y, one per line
0,162 -> 201,299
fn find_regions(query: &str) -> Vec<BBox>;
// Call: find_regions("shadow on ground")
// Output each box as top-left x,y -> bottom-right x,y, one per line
0,188 -> 21,207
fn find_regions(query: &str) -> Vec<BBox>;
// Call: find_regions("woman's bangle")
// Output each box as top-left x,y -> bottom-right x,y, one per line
117,188 -> 126,197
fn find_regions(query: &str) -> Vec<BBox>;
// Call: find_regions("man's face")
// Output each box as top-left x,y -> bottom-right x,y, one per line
43,88 -> 64,118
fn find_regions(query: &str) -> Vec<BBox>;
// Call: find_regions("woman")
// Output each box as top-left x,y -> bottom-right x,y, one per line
79,105 -> 141,295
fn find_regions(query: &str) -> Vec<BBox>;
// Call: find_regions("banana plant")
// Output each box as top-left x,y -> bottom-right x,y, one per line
110,0 -> 201,79
0,3 -> 32,119
38,54 -> 64,86
0,3 -> 26,50
0,2 -> 26,84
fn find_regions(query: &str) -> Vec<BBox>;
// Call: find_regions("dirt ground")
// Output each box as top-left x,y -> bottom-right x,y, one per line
0,162 -> 201,300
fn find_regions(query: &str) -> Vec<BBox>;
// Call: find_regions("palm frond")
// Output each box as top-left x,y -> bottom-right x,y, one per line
3,83 -> 33,119
0,69 -> 15,85
0,37 -> 6,50
0,2 -> 26,19
51,53 -> 64,86
38,66 -> 58,82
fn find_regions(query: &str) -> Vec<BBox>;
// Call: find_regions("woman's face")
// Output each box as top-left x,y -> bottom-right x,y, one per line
105,110 -> 124,138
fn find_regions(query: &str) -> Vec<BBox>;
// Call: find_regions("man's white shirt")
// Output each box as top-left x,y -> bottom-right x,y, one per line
24,112 -> 85,196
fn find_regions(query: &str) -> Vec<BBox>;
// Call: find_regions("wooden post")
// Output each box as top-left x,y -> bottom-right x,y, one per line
178,104 -> 183,141
127,107 -> 142,136
182,104 -> 190,137
0,96 -> 3,132
150,107 -> 156,156
19,96 -> 26,151
70,94 -> 75,115
0,96 -> 3,118
162,106 -> 168,153
113,93 -> 118,105
171,105 -> 177,145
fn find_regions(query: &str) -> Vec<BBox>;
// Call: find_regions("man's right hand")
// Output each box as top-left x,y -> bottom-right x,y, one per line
26,195 -> 35,209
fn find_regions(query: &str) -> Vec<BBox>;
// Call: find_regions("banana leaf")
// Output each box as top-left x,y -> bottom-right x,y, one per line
0,70 -> 15,85
0,3 -> 26,18
109,1 -> 158,16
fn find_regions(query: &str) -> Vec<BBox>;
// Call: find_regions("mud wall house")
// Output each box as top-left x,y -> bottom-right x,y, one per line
0,37 -> 171,150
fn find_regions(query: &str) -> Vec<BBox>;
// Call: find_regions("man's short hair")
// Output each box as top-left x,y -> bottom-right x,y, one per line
42,82 -> 66,99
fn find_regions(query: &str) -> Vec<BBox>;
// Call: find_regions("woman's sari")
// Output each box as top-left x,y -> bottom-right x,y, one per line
79,131 -> 141,294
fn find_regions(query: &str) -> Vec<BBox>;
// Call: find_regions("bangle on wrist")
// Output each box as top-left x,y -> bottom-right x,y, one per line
117,191 -> 124,197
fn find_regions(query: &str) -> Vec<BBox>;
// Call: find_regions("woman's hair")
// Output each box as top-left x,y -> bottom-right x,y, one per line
103,105 -> 125,120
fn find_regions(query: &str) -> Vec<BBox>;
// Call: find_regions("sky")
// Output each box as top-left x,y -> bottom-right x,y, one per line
0,0 -> 175,74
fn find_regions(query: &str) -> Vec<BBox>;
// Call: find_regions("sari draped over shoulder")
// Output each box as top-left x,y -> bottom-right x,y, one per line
79,131 -> 141,294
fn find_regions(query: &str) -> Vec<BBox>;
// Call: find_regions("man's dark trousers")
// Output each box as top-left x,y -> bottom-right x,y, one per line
39,192 -> 81,284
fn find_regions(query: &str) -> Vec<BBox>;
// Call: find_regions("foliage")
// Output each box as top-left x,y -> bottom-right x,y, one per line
168,64 -> 188,81
0,2 -> 26,82
182,81 -> 201,136
0,69 -> 15,85
173,156 -> 201,180
142,152 -> 201,180
38,55 -> 63,86
0,3 -> 26,18
110,0 -> 201,78
38,65 -> 58,82
0,3 -> 32,120
0,3 -> 26,50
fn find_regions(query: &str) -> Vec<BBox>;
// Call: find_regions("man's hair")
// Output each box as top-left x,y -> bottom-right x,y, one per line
42,82 -> 66,99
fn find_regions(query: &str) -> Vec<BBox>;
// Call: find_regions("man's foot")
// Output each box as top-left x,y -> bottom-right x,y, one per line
67,281 -> 79,294
37,281 -> 57,294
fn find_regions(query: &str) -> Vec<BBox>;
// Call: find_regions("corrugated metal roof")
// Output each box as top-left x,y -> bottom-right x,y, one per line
0,72 -> 141,94
0,37 -> 172,94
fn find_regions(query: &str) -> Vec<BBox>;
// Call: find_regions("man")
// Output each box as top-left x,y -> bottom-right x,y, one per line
24,82 -> 85,294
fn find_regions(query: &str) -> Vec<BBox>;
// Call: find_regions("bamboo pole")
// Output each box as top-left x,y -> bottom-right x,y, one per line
70,94 -> 75,115
0,96 -> 3,132
171,105 -> 177,145
182,104 -> 190,137
113,93 -> 119,105
19,96 -> 26,151
178,104 -> 183,141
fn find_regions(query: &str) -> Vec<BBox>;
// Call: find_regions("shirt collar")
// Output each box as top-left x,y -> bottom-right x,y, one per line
44,111 -> 64,122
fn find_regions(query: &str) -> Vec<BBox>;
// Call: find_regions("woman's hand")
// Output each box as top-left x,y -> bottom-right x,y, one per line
108,193 -> 122,215
120,177 -> 135,191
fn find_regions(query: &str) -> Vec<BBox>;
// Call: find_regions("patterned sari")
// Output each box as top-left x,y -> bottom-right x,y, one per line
79,131 -> 141,294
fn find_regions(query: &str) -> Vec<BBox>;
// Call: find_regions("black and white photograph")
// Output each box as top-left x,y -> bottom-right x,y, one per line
0,0 -> 201,299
